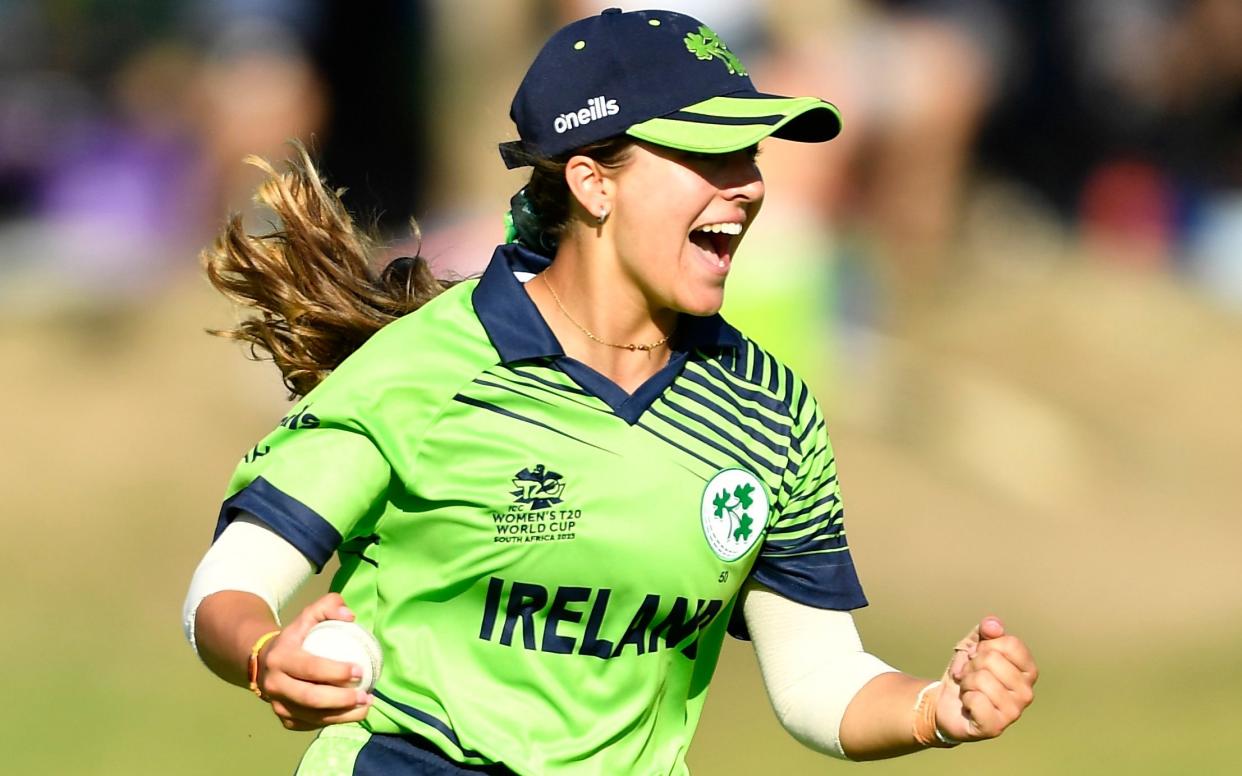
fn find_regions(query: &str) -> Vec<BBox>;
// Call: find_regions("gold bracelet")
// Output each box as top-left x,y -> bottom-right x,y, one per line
912,681 -> 959,748
247,629 -> 282,698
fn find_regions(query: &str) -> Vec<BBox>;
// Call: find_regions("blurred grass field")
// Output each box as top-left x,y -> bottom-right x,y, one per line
3,260 -> 1241,774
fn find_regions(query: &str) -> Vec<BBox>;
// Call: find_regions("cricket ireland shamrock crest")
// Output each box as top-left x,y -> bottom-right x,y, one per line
701,469 -> 769,561
684,25 -> 748,76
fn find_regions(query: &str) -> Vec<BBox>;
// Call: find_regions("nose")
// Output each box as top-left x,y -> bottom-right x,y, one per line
718,153 -> 764,203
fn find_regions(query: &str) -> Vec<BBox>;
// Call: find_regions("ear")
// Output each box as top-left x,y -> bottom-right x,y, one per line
563,155 -> 615,219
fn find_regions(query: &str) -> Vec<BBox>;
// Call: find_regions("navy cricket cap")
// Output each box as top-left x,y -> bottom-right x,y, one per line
499,7 -> 842,168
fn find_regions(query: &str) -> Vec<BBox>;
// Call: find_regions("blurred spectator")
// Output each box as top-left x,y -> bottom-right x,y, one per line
189,0 -> 432,237
192,12 -> 328,226
838,0 -> 999,312
0,0 -> 436,317
308,1 -> 431,237
719,0 -> 1000,328
971,0 -> 1242,291
0,3 -> 204,309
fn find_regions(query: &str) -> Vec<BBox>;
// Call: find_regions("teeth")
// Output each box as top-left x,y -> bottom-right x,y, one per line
695,222 -> 743,235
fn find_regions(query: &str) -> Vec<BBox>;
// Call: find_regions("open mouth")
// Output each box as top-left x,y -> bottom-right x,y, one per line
689,221 -> 743,274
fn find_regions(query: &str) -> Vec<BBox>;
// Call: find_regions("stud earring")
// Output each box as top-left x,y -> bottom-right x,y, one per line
598,205 -> 610,224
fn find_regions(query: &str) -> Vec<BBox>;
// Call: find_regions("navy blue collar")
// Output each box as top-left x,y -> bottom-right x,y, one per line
471,243 -> 743,365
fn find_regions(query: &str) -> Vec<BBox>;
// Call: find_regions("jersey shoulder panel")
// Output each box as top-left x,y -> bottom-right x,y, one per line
215,280 -> 499,565
697,332 -> 816,440
312,279 -> 498,446
706,332 -> 868,626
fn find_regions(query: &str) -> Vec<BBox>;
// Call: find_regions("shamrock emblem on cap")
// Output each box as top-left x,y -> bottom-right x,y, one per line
684,25 -> 748,76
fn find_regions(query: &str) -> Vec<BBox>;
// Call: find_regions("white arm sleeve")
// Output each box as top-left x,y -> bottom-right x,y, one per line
182,513 -> 315,655
743,582 -> 899,760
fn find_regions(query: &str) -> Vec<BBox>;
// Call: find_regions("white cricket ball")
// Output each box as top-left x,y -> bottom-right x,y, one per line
301,620 -> 383,693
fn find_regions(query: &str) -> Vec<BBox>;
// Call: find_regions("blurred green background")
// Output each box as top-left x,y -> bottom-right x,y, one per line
3,1 -> 1241,774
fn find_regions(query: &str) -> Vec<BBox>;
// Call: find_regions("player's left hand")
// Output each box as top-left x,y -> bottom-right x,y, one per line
934,616 -> 1038,743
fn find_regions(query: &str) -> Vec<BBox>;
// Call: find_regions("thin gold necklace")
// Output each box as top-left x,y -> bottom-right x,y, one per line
540,274 -> 671,352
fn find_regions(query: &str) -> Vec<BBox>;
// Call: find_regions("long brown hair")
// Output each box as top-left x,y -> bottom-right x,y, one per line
202,141 -> 445,398
203,138 -> 633,398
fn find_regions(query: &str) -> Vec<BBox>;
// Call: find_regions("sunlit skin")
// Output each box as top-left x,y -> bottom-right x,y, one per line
525,141 -> 763,392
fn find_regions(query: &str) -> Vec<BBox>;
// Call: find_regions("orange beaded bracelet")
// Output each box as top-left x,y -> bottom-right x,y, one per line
247,629 -> 282,698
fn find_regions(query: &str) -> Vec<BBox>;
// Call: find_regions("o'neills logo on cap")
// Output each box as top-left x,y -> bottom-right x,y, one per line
553,95 -> 620,134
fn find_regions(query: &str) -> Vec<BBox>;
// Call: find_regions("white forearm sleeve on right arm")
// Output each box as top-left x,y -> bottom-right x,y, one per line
743,582 -> 898,760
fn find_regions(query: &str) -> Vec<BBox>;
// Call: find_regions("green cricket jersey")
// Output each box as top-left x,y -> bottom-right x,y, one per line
213,243 -> 866,775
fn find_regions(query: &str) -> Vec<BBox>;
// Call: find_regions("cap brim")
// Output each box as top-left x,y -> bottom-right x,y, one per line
625,93 -> 842,154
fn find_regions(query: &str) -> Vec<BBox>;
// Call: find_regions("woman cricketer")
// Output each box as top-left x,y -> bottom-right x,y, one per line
184,8 -> 1037,775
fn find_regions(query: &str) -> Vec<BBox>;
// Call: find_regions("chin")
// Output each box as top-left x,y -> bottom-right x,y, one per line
674,287 -> 727,318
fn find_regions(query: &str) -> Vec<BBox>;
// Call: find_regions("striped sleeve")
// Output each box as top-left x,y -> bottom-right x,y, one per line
732,393 -> 866,638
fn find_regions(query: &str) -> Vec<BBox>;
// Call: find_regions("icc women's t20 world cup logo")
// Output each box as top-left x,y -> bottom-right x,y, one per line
511,465 -> 566,511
